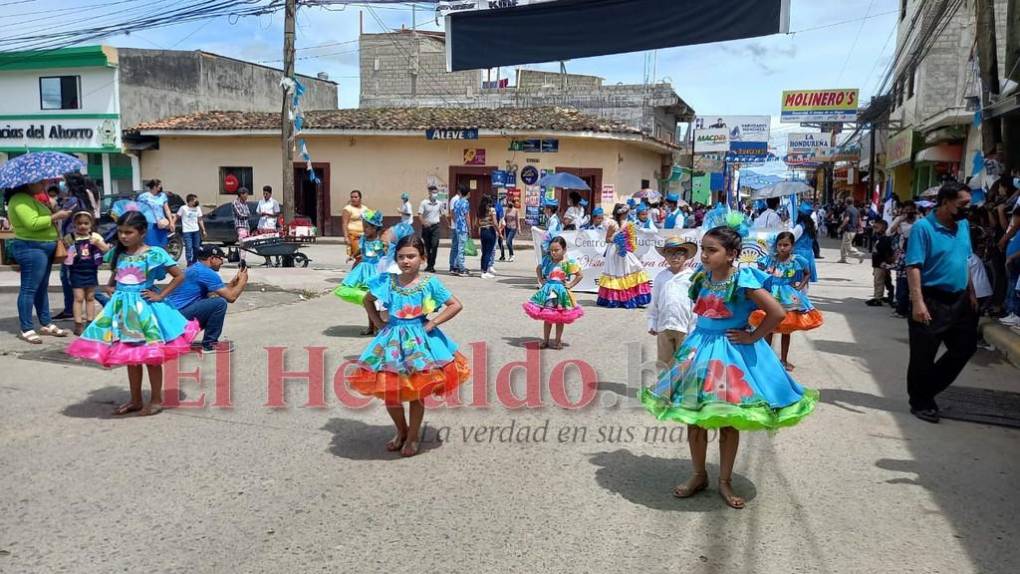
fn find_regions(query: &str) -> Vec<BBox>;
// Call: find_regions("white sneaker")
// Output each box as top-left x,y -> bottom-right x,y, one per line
508,255 -> 515,262
481,272 -> 495,279
999,314 -> 1020,326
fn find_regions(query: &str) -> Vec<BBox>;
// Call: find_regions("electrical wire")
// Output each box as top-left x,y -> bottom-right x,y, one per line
835,0 -> 875,84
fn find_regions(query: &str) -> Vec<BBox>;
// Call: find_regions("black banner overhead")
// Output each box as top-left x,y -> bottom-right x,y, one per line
446,0 -> 790,71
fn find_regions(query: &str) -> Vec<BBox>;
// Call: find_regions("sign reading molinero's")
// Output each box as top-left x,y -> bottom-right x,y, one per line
426,128 -> 479,140
0,118 -> 120,149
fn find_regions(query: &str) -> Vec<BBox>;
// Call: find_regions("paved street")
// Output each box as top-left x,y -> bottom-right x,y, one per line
1,239 -> 1019,573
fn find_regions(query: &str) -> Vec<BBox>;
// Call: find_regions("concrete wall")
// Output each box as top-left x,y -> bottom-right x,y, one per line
139,133 -> 668,216
0,66 -> 118,115
117,49 -> 338,128
359,33 -> 481,103
517,69 -> 602,91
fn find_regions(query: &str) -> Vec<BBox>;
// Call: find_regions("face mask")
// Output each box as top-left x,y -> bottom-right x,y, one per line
953,209 -> 968,221
1013,177 -> 1020,189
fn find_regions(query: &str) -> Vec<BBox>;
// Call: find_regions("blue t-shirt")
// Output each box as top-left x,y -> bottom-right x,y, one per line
167,263 -> 226,310
904,212 -> 972,292
1007,232 -> 1020,259
452,196 -> 469,233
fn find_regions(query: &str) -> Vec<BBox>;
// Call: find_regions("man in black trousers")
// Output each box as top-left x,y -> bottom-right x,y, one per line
904,181 -> 978,423
417,185 -> 446,272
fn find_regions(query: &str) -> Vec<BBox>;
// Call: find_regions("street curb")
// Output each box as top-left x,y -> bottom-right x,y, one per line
980,318 -> 1020,369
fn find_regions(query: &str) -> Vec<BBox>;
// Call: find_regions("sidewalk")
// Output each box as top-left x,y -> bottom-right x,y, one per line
981,319 -> 1020,369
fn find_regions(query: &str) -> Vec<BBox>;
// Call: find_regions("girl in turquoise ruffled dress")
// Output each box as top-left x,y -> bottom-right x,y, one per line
641,224 -> 818,509
334,209 -> 385,334
67,211 -> 199,416
522,236 -> 584,349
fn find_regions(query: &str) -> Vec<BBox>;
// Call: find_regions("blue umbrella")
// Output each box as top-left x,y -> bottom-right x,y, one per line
0,151 -> 85,191
536,172 -> 590,190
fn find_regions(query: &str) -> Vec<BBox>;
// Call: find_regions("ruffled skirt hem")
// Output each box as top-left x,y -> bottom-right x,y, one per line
640,387 -> 819,431
522,302 -> 584,324
348,352 -> 471,403
748,308 -> 823,334
333,285 -> 367,305
66,320 -> 201,367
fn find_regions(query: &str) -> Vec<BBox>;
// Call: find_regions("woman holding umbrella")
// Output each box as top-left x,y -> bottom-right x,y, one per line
2,152 -> 80,343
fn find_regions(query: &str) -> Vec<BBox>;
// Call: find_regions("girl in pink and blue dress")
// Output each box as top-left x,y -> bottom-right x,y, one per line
523,236 -> 584,349
641,225 -> 818,509
748,231 -> 824,371
67,211 -> 199,416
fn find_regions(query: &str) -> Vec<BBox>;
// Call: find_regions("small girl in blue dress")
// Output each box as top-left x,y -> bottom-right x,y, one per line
349,235 -> 470,457
334,209 -> 386,335
641,225 -> 818,509
67,211 -> 199,416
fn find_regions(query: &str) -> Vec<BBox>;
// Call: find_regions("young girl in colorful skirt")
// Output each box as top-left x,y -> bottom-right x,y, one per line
334,209 -> 385,335
596,204 -> 652,308
523,236 -> 584,349
67,211 -> 200,416
749,231 -> 824,371
350,235 -> 471,457
640,225 -> 818,509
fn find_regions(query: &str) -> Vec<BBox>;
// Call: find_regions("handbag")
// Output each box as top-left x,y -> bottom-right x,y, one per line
53,238 -> 67,263
464,237 -> 478,257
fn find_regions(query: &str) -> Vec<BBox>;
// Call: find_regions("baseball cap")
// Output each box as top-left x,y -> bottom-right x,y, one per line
196,245 -> 226,260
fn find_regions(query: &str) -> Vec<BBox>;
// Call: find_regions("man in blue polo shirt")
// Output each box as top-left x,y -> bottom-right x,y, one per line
167,246 -> 248,352
904,181 -> 977,423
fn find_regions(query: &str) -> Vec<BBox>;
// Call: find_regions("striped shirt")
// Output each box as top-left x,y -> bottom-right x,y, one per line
232,199 -> 251,230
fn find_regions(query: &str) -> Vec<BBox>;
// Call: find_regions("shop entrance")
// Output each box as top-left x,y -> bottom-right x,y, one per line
449,165 -> 496,237
292,163 -> 333,235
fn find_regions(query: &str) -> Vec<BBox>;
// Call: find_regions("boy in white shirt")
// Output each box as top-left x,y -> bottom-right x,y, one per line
176,194 -> 206,265
648,237 -> 698,368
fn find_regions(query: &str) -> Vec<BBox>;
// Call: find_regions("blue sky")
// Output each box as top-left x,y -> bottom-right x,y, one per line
2,0 -> 899,150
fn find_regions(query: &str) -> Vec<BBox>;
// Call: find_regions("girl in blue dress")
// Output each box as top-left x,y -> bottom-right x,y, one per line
522,236 -> 584,349
749,231 -> 824,371
67,211 -> 199,416
334,209 -> 386,335
350,235 -> 470,457
641,225 -> 818,509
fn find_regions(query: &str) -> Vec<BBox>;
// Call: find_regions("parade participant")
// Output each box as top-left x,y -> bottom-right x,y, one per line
61,211 -> 110,335
543,198 -> 562,235
399,192 -> 413,225
177,194 -> 205,266
334,209 -> 386,335
523,236 -> 584,349
749,231 -> 824,370
597,204 -> 652,308
663,194 -> 683,229
647,237 -> 697,368
752,197 -> 782,229
564,191 -> 588,229
342,189 -> 367,263
791,202 -> 819,288
417,185 -> 446,272
582,206 -> 606,231
626,197 -> 639,222
350,235 -> 470,457
641,224 -> 818,509
636,203 -> 657,230
167,245 -> 247,352
232,188 -> 251,264
67,211 -> 200,416
904,182 -> 977,423
137,179 -> 175,250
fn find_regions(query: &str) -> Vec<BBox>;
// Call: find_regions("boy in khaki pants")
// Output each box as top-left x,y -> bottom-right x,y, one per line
648,237 -> 698,369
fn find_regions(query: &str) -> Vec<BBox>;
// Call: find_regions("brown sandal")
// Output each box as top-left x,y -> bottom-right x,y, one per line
673,473 -> 708,498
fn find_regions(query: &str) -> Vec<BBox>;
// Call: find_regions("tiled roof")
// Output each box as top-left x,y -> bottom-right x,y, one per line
133,107 -> 651,138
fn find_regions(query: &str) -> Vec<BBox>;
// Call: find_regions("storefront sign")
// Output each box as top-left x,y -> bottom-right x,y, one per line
787,132 -> 830,154
693,128 -> 729,152
426,128 -> 478,140
726,142 -> 769,162
509,138 -> 559,152
520,165 -> 539,185
0,118 -> 120,150
600,184 -> 616,205
781,89 -> 859,123
524,185 -> 541,225
694,116 -> 770,143
886,130 -> 914,168
464,148 -> 486,165
491,169 -> 508,186
438,0 -> 551,16
506,187 -> 521,206
818,144 -> 861,162
531,227 -> 701,293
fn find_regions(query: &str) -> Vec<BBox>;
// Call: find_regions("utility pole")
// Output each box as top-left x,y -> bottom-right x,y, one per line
975,0 -> 1002,158
281,0 -> 296,222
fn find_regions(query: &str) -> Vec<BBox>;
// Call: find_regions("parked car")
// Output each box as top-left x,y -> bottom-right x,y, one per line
200,201 -> 261,245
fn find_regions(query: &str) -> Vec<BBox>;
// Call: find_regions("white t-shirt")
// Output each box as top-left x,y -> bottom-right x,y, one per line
647,267 -> 696,333
176,205 -> 203,233
753,209 -> 783,230
257,198 -> 280,230
968,254 -> 992,299
400,200 -> 413,224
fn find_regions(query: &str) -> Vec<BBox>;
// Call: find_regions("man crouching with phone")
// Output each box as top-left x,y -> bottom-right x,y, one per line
167,245 -> 248,352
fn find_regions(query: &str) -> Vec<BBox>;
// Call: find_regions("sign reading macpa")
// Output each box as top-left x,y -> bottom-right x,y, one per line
780,89 -> 859,123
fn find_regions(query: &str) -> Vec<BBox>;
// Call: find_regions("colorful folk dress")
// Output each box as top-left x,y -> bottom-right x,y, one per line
334,236 -> 386,305
523,257 -> 584,324
349,274 -> 471,404
67,247 -> 199,367
596,222 -> 652,308
748,254 -> 824,334
640,266 -> 818,430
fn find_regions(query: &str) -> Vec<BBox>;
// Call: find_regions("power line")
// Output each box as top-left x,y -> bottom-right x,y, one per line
787,9 -> 899,34
835,0 -> 875,84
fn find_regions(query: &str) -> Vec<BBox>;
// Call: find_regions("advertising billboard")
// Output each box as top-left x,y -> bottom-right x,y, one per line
780,89 -> 859,123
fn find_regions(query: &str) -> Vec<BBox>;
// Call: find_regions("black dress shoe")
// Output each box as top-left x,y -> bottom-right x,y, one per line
865,299 -> 883,307
910,408 -> 940,423
53,311 -> 73,320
